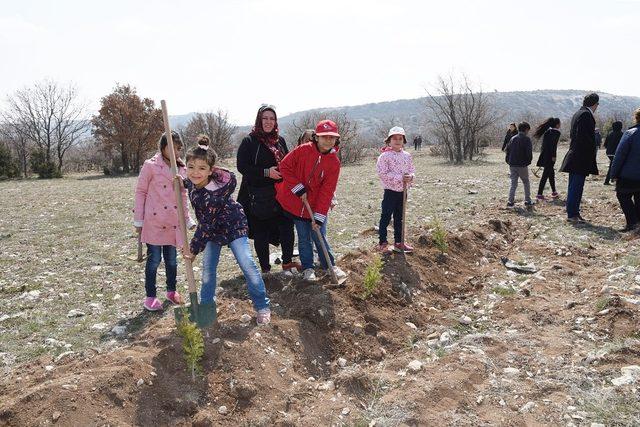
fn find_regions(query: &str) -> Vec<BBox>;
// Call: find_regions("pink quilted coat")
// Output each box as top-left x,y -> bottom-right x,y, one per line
133,153 -> 195,247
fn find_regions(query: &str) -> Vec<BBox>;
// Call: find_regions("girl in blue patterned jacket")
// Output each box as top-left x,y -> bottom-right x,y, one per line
179,135 -> 271,325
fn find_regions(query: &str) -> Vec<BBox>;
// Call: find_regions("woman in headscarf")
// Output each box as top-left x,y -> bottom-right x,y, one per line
236,105 -> 299,273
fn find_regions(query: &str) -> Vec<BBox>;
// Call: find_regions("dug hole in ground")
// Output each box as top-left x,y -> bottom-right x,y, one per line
1,150 -> 639,426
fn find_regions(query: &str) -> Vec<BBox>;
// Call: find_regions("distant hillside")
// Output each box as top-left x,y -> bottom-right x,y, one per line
169,90 -> 640,146
275,90 -> 640,142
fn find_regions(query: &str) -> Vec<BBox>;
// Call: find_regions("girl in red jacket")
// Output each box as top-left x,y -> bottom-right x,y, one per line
276,120 -> 347,282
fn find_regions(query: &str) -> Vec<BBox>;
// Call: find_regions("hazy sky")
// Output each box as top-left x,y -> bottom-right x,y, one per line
1,0 -> 638,124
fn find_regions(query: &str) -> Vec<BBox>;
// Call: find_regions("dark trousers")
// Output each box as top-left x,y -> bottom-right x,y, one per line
537,166 -> 556,195
605,155 -> 614,184
379,189 -> 404,244
616,191 -> 640,227
145,244 -> 177,298
252,214 -> 295,271
566,173 -> 586,218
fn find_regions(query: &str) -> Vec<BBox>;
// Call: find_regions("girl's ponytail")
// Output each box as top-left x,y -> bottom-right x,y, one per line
186,134 -> 218,168
533,117 -> 560,139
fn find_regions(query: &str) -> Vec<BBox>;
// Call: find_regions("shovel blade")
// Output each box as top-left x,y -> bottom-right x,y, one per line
174,292 -> 216,328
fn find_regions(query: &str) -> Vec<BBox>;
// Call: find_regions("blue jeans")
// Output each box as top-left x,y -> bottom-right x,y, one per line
144,245 -> 177,298
566,173 -> 586,218
200,236 -> 269,311
294,219 -> 335,270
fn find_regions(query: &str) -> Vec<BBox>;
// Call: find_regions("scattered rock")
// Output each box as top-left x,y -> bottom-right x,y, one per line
439,331 -> 452,344
407,360 -> 423,372
52,411 -> 61,422
55,351 -> 75,363
233,382 -> 257,400
519,401 -> 535,413
405,322 -> 418,330
111,325 -> 126,336
459,315 -> 472,325
240,314 -> 252,323
337,357 -> 347,368
136,378 -> 144,387
66,309 -> 85,318
317,380 -> 336,391
91,323 -> 108,331
217,405 -> 228,415
503,367 -> 520,376
501,257 -> 537,274
341,407 -> 350,416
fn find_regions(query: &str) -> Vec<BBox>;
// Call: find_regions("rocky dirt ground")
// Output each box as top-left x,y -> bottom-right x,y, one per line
1,149 -> 639,426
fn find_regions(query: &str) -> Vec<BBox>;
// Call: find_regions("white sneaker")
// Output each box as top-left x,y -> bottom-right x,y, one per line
302,268 -> 317,281
332,266 -> 347,279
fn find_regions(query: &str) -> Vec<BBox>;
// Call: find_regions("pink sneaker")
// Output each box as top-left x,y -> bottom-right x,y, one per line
166,291 -> 183,305
377,243 -> 390,253
536,194 -> 546,201
256,308 -> 271,325
143,297 -> 162,311
393,243 -> 414,253
551,192 -> 560,199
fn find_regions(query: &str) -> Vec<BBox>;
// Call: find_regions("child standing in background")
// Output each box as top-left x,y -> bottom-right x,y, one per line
506,122 -> 534,207
133,132 -> 196,311
376,126 -> 415,253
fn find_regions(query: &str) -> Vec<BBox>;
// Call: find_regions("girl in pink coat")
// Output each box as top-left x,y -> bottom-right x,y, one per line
133,132 -> 195,311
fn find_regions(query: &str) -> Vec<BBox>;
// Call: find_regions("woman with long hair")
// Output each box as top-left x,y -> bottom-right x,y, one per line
533,117 -> 561,200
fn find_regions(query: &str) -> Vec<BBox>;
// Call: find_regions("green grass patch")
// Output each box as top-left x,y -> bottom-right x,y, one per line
361,255 -> 383,300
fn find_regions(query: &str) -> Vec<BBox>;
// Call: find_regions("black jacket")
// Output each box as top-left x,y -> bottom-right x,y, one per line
502,129 -> 518,151
236,135 -> 289,214
506,132 -> 533,167
560,107 -> 598,175
536,128 -> 560,167
604,130 -> 624,156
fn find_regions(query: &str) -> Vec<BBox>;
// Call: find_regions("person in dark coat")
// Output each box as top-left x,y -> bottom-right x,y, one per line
604,121 -> 624,185
501,123 -> 518,152
559,93 -> 600,222
610,108 -> 640,232
505,122 -> 534,207
533,117 -> 561,200
236,105 -> 300,273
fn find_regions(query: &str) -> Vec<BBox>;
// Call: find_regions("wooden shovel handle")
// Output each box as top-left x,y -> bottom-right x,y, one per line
302,199 -> 339,284
160,100 -> 197,295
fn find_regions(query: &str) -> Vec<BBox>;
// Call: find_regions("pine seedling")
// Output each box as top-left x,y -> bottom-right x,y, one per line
177,308 -> 205,380
431,217 -> 448,253
361,255 -> 383,299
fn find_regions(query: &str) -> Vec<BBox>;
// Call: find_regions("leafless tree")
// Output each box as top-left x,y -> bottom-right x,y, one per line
373,117 -> 404,143
182,110 -> 237,157
0,123 -> 30,177
286,110 -> 366,164
425,74 -> 499,163
3,80 -> 87,174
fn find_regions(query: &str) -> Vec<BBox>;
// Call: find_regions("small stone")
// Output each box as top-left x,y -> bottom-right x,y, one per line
224,341 -> 234,349
44,365 -> 54,372
337,357 -> 347,368
240,314 -> 252,323
150,371 -> 157,377
503,367 -> 520,376
459,316 -> 472,325
307,376 -> 316,382
590,423 -> 605,427
476,395 -> 484,405
137,378 -> 144,386
55,351 -> 75,362
111,325 -> 126,336
61,384 -> 77,391
353,323 -> 363,335
317,380 -> 335,391
439,331 -> 452,344
91,323 -> 108,330
519,401 -> 535,413
218,405 -> 228,415
211,338 -> 221,344
341,407 -> 350,416
52,411 -> 61,422
407,360 -> 423,372
66,309 -> 85,318
405,322 -> 418,330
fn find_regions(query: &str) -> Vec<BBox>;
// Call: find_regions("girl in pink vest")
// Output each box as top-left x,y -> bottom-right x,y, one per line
133,132 -> 195,311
